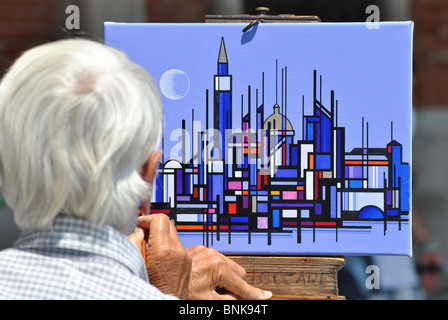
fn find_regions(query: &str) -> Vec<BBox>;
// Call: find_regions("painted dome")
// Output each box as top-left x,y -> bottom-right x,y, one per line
263,104 -> 293,131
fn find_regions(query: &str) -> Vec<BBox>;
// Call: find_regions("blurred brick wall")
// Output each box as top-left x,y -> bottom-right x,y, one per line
146,0 -> 209,22
0,0 -> 210,77
0,0 -> 53,77
413,0 -> 448,107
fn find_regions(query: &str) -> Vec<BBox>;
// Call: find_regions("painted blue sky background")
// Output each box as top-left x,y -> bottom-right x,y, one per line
105,22 -> 413,162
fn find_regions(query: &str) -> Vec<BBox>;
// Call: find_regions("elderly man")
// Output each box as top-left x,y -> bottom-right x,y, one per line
0,39 -> 272,300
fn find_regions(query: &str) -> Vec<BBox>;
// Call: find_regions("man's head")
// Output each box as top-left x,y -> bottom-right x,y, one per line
0,39 -> 163,232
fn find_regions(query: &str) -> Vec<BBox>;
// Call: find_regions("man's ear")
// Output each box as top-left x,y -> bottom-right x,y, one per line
141,150 -> 162,185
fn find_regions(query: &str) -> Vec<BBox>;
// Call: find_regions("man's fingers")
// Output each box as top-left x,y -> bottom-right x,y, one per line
219,269 -> 272,300
186,245 -> 272,300
137,214 -> 169,247
224,258 -> 247,279
141,199 -> 150,216
188,246 -> 246,279
209,291 -> 239,300
127,227 -> 144,248
137,214 -> 184,252
137,213 -> 170,229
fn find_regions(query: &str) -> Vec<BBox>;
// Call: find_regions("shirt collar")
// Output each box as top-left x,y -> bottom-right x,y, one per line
14,214 -> 148,282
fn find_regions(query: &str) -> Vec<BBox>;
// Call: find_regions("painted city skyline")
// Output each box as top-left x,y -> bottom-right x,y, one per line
105,22 -> 413,255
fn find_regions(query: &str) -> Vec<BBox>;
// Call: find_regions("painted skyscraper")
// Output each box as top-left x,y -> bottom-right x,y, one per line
214,37 -> 232,151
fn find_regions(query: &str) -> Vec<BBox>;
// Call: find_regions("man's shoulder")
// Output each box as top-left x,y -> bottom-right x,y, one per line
90,264 -> 178,300
0,247 -> 177,300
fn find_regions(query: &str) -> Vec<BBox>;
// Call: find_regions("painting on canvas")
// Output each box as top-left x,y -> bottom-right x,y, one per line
105,22 -> 413,255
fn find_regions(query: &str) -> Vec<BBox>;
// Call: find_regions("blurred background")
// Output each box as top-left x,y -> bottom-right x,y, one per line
0,0 -> 447,300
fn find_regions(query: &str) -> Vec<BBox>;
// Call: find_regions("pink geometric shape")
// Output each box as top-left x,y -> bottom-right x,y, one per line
228,181 -> 242,190
282,191 -> 297,200
257,217 -> 268,229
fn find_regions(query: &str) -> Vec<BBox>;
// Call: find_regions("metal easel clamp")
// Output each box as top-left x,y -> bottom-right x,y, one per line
243,7 -> 268,33
205,6 -> 320,28
242,18 -> 263,33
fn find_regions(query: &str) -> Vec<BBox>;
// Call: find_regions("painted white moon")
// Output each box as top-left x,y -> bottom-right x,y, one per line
159,69 -> 190,100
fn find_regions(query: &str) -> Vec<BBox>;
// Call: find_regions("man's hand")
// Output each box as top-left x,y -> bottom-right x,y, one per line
132,214 -> 192,300
129,223 -> 272,300
186,245 -> 272,300
128,211 -> 272,300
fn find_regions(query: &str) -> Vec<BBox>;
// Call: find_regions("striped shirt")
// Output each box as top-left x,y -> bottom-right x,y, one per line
0,214 -> 177,300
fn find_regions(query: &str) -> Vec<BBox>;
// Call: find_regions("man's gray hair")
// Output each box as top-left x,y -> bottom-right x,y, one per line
0,39 -> 163,232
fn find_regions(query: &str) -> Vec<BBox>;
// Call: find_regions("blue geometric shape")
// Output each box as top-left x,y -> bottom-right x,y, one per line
386,210 -> 399,216
315,154 -> 332,170
275,169 -> 298,178
320,114 -> 332,152
219,64 -> 228,75
358,206 -> 384,219
257,203 -> 268,213
349,180 -> 363,188
291,146 -> 298,166
307,123 -> 314,140
273,210 -> 280,228
346,166 -> 363,179
330,186 -> 337,218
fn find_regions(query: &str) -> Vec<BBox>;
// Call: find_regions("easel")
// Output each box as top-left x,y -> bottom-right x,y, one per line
205,7 -> 345,300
